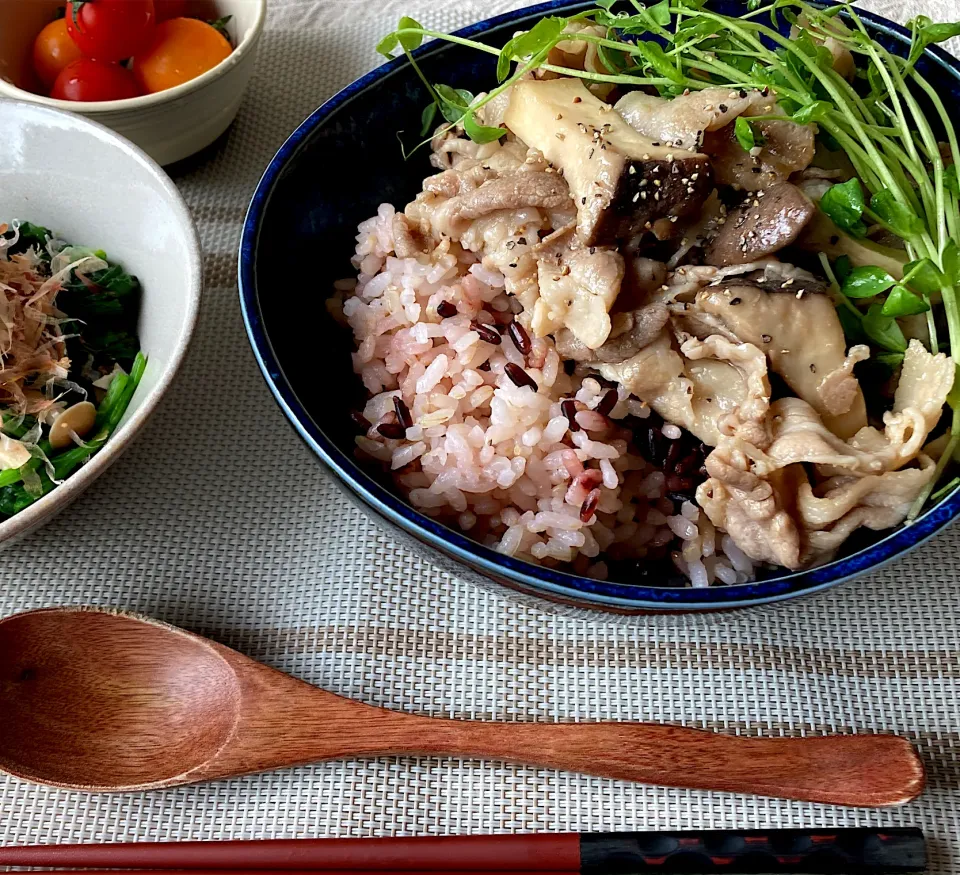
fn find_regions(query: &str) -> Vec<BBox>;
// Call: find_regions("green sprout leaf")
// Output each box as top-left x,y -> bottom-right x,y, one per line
734,116 -> 756,151
634,40 -> 685,84
648,0 -> 672,26
397,16 -> 424,52
820,178 -> 866,237
903,258 -> 944,295
870,190 -> 924,239
943,239 -> 960,283
834,254 -> 853,285
497,17 -> 567,81
876,352 -> 906,367
376,32 -> 400,58
377,16 -> 424,59
420,102 -> 438,136
945,164 -> 960,197
863,303 -> 908,352
881,285 -> 931,317
463,112 -> 506,144
791,100 -> 831,124
910,19 -> 960,62
841,265 -> 896,299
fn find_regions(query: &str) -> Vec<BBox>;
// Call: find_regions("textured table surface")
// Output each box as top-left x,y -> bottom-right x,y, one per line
3,0 -> 960,870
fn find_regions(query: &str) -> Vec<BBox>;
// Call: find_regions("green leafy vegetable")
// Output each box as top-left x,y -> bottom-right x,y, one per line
734,116 -> 755,151
420,101 -> 438,136
833,255 -> 853,285
944,240 -> 960,284
903,258 -> 944,295
791,100 -> 830,124
863,304 -> 908,352
881,285 -> 930,317
946,164 -> 960,197
3,221 -> 52,260
841,266 -> 896,299
497,17 -> 566,82
870,190 -> 924,239
820,179 -> 867,238
463,112 -> 506,144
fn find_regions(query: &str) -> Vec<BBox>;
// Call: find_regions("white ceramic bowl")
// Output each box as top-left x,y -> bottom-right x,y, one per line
0,99 -> 201,546
0,0 -> 266,165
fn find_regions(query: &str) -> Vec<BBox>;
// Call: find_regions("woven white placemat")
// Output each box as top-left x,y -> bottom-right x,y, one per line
2,0 -> 960,869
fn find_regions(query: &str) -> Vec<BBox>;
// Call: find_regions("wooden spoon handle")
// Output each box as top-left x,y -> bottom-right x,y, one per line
400,719 -> 924,807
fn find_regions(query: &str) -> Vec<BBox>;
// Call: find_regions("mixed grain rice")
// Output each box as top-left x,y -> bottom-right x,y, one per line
334,204 -> 756,586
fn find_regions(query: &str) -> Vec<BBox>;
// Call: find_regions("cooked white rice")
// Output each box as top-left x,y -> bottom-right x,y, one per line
334,204 -> 755,587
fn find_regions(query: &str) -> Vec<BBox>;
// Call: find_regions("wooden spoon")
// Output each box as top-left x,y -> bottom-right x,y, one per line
0,607 -> 925,804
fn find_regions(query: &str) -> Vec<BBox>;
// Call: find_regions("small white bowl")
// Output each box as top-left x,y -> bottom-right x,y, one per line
0,99 -> 201,546
0,0 -> 266,165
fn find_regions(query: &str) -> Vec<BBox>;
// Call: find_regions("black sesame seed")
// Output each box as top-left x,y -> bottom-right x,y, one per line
761,333 -> 772,343
472,321 -> 502,345
437,300 -> 457,318
508,321 -> 532,356
730,297 -> 741,305
719,103 -> 728,112
562,399 -> 581,432
505,362 -> 538,391
393,396 -> 413,430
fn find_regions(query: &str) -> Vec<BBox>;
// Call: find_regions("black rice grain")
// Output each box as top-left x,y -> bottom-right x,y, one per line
472,321 -> 502,345
580,488 -> 601,523
505,363 -> 538,391
595,389 -> 618,417
561,399 -> 581,431
377,422 -> 406,440
350,411 -> 371,432
508,321 -> 532,356
393,396 -> 413,430
437,300 -> 457,318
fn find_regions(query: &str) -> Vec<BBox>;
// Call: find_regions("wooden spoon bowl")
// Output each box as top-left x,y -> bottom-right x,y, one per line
0,607 -> 927,804
0,610 -> 241,788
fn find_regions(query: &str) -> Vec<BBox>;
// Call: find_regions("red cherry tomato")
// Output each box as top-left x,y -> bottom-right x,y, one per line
51,59 -> 141,101
33,18 -> 84,89
65,0 -> 156,62
154,0 -> 187,21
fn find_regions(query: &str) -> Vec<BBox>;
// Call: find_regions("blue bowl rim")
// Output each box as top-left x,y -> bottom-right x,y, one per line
239,0 -> 960,611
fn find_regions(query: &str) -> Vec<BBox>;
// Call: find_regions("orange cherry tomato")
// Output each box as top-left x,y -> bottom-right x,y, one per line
132,18 -> 231,94
154,0 -> 188,21
32,18 -> 84,89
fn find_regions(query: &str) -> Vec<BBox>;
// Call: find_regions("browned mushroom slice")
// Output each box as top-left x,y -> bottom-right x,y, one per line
615,87 -> 768,151
705,183 -> 815,266
702,116 -> 815,192
503,78 -> 712,246
684,276 -> 868,438
554,303 -> 670,363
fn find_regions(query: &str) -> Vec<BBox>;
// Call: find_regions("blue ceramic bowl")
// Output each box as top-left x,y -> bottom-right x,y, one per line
240,0 -> 960,612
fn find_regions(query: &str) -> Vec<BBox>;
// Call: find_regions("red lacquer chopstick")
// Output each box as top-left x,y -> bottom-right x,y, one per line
0,829 -> 926,873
